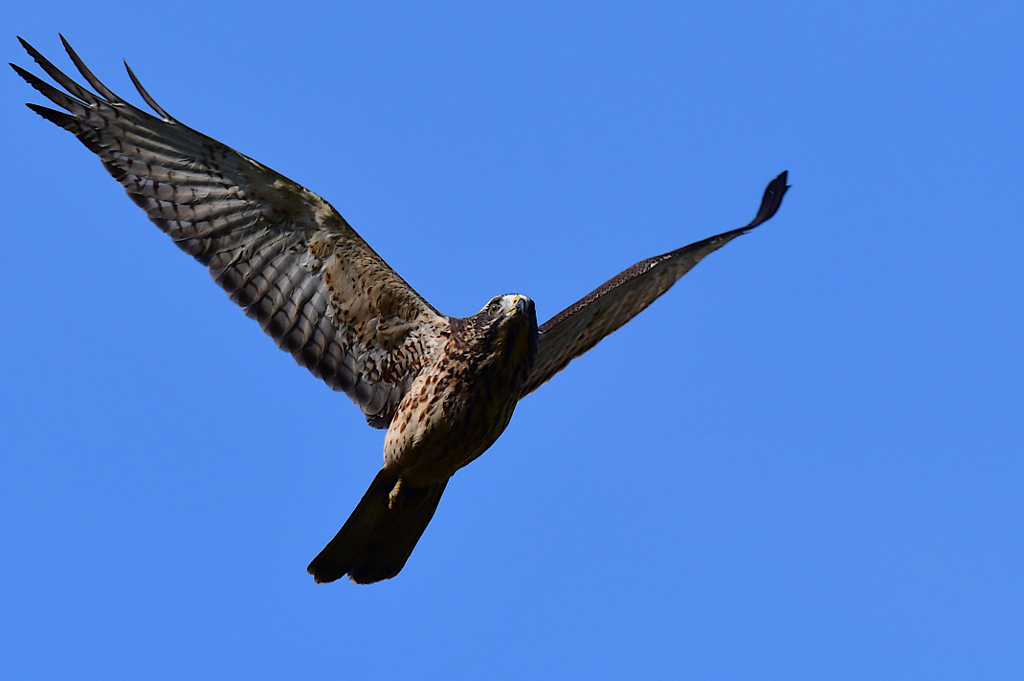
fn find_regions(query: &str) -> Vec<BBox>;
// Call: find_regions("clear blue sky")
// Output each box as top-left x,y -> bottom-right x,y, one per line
2,2 -> 1021,679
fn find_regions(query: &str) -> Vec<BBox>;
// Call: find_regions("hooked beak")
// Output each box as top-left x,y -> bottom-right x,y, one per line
507,295 -> 527,316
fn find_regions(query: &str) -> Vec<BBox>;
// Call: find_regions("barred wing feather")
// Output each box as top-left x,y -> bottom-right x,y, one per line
14,36 -> 446,429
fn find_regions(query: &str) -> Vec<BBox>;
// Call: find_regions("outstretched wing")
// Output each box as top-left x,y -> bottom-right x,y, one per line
13,36 -> 447,428
521,172 -> 789,397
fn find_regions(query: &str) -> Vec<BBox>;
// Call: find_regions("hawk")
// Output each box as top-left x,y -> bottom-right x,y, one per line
14,36 -> 789,584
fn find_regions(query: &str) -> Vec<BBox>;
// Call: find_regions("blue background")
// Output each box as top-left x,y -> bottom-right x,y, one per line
3,2 -> 1021,678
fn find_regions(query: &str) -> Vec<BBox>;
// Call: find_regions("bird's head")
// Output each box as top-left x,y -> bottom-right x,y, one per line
466,293 -> 539,372
478,293 -> 536,325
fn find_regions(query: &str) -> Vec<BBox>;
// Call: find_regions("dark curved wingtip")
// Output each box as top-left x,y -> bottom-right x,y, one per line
750,170 -> 789,228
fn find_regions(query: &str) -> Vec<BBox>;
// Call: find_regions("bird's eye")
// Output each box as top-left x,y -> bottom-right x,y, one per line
487,301 -> 502,315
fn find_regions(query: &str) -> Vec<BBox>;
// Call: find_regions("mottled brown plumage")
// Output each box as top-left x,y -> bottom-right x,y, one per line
309,295 -> 538,582
14,37 -> 788,584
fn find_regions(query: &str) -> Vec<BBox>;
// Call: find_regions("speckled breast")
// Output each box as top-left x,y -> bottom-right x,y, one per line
383,309 -> 538,487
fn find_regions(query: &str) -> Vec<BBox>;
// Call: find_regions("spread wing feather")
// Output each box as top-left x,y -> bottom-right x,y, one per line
14,36 -> 447,428
521,172 -> 789,397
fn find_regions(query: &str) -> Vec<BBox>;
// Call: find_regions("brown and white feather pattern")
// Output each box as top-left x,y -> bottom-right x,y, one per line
14,36 -> 446,428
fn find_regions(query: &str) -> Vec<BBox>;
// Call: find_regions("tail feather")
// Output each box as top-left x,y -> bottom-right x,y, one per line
307,468 -> 449,584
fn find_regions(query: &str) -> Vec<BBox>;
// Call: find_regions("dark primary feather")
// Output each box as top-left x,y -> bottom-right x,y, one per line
13,36 -> 447,429
521,172 -> 789,397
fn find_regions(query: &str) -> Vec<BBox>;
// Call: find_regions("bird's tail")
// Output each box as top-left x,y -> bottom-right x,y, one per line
307,468 -> 449,584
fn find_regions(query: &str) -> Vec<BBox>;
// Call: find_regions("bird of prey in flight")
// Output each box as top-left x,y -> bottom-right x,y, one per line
13,36 -> 789,584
